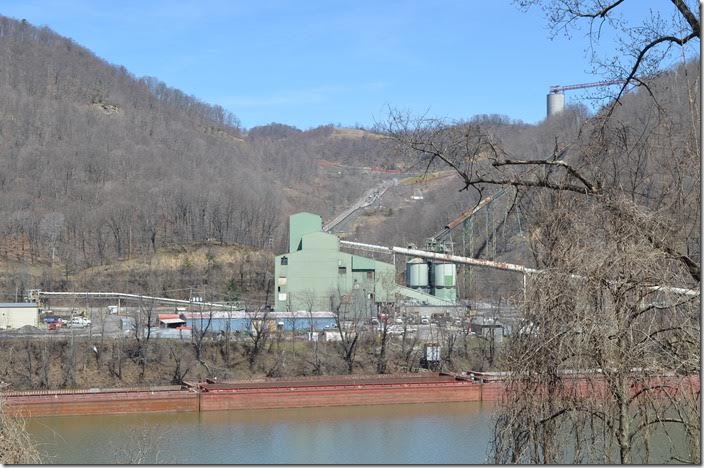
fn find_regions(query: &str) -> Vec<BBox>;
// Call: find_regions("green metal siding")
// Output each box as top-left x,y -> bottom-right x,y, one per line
289,212 -> 322,252
274,226 -> 397,312
301,231 -> 339,251
351,255 -> 375,271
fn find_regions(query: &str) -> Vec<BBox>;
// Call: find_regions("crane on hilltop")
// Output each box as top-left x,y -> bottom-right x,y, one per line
547,78 -> 627,117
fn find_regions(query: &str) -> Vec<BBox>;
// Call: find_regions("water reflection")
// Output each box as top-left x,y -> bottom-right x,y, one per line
27,402 -> 496,464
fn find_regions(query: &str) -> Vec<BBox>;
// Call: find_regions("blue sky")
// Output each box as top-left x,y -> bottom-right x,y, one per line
1,0 -> 695,129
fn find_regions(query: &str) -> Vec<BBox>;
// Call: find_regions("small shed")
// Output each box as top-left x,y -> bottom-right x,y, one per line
308,329 -> 342,342
470,316 -> 505,343
0,303 -> 39,329
158,314 -> 187,329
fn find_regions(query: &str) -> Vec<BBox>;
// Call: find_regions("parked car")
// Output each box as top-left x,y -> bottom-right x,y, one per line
67,317 -> 91,328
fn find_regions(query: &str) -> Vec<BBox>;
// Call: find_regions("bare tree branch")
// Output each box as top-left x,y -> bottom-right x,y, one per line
492,158 -> 600,194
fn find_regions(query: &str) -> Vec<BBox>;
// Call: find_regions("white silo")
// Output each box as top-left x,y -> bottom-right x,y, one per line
547,92 -> 565,117
406,258 -> 430,294
431,261 -> 457,302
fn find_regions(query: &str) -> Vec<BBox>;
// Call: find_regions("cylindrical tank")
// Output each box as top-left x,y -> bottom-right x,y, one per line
406,258 -> 429,293
547,92 -> 565,117
431,262 -> 457,302
432,262 -> 456,288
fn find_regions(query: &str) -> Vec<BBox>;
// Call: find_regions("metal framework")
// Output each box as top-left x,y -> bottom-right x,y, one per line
429,190 -> 509,243
549,79 -> 627,94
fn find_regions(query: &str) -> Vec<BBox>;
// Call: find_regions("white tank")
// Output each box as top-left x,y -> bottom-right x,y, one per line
432,262 -> 456,288
547,92 -> 565,117
406,258 -> 429,289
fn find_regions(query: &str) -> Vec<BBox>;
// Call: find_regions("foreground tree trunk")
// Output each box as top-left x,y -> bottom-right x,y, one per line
385,1 -> 700,463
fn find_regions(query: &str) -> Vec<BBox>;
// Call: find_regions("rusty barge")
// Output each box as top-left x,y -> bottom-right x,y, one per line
5,371 -> 696,418
2,373 -> 502,418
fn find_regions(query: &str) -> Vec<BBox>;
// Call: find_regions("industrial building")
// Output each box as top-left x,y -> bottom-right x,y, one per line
275,212 -> 398,312
274,213 -> 456,314
0,303 -> 39,329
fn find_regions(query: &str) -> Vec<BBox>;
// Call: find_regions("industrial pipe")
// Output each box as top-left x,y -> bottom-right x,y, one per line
389,246 -> 539,274
35,291 -> 244,309
340,240 -> 699,297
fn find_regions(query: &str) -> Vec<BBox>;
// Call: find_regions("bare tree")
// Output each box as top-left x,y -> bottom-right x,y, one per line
221,305 -> 235,368
38,338 -> 50,389
246,308 -> 271,371
297,289 -> 323,372
331,288 -> 369,374
167,342 -> 191,385
134,296 -> 156,381
62,331 -> 76,388
376,317 -> 390,374
0,399 -> 42,464
375,272 -> 398,374
108,336 -> 125,381
191,304 -> 214,364
489,216 -> 700,463
38,212 -> 64,266
383,1 -> 700,463
399,318 -> 421,372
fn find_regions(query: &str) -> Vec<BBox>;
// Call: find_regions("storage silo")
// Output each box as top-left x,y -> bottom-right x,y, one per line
431,261 -> 457,302
406,258 -> 430,294
547,92 -> 565,117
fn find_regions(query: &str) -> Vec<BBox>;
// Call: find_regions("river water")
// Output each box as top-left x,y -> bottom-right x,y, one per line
26,402 -> 496,464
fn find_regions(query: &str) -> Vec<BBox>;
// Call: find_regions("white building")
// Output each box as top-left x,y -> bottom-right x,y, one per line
0,303 -> 39,329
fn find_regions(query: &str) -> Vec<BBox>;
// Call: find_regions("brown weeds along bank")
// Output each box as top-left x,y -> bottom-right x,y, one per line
0,332 -> 488,392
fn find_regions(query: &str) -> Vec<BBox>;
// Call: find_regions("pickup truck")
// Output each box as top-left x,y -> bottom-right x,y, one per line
67,317 -> 91,328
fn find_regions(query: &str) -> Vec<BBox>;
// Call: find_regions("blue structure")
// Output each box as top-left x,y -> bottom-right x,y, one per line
183,311 -> 336,334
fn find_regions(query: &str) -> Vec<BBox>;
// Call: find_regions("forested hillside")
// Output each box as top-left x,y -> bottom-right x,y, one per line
0,16 -> 391,297
0,15 -> 697,306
